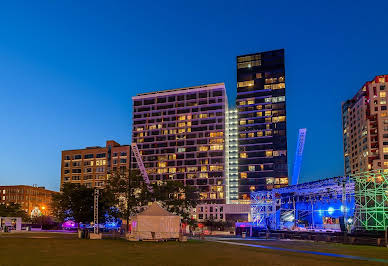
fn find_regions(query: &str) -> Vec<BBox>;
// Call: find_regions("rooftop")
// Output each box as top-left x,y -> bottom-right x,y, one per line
133,83 -> 225,98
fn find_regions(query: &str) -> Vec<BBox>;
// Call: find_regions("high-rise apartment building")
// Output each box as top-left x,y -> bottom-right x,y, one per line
0,185 -> 58,216
61,140 -> 131,189
225,108 -> 239,203
132,83 -> 227,204
342,75 -> 388,175
236,49 -> 288,200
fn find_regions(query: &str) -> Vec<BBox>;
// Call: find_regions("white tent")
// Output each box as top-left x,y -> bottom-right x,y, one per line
130,202 -> 181,240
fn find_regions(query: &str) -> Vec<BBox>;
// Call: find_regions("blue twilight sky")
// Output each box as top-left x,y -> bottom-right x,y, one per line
0,1 -> 387,191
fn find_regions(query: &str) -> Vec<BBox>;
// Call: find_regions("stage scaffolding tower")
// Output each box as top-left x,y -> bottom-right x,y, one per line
351,170 -> 388,231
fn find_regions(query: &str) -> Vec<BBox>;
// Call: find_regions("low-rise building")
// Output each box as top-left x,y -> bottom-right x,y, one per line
193,204 -> 251,223
61,140 -> 131,189
0,185 -> 58,216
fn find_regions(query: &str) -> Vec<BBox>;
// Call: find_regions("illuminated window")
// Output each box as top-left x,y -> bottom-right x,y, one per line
199,173 -> 208,178
248,120 -> 254,124
249,186 -> 255,191
168,168 -> 176,173
266,151 -> 273,157
272,116 -> 286,123
380,92 -> 386,98
157,168 -> 167,174
187,167 -> 198,172
201,166 -> 207,172
178,128 -> 186,133
210,144 -> 223,150
265,130 -> 272,136
384,147 -> 388,153
257,131 -> 263,137
199,192 -> 208,199
256,112 -> 262,117
280,178 -> 288,185
168,154 -> 176,160
210,132 -> 223,137
199,146 -> 209,151
240,133 -> 247,138
265,111 -> 271,116
158,162 -> 167,167
178,122 -> 185,127
266,178 -> 274,184
178,115 -> 186,121
240,152 -> 247,158
240,120 -> 246,125
199,114 -> 208,118
384,161 -> 388,166
248,165 -> 255,171
240,173 -> 247,179
237,80 -> 254,87
177,147 -> 185,152
248,133 -> 254,138
238,101 -> 246,106
256,73 -> 262,79
210,165 -> 223,171
382,113 -> 387,117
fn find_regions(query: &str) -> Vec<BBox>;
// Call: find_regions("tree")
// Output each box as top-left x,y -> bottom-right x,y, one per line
105,170 -> 200,230
105,170 -> 152,231
51,183 -> 118,226
0,203 -> 29,221
152,180 -> 199,227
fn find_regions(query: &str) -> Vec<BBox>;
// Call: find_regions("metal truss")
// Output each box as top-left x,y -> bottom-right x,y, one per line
251,176 -> 354,230
350,170 -> 388,231
250,191 -> 279,229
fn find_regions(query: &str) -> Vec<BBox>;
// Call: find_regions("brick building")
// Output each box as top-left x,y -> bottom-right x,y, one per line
61,140 -> 131,189
0,185 -> 58,216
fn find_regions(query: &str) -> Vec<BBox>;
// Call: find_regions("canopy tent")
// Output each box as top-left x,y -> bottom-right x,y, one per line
130,202 -> 181,240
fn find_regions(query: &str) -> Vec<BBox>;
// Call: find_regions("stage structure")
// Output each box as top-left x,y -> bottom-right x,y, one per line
351,170 -> 388,231
251,176 -> 355,231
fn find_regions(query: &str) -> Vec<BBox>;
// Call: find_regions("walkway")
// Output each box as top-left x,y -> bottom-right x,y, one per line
210,239 -> 388,264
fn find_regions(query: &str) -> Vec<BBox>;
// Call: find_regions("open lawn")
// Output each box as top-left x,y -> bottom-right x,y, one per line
0,232 -> 387,265
225,239 -> 388,261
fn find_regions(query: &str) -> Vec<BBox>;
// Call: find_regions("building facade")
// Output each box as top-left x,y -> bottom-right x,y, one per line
342,75 -> 388,175
193,203 -> 251,222
132,83 -> 227,204
225,108 -> 239,203
236,49 -> 288,200
61,140 -> 131,189
0,185 -> 58,216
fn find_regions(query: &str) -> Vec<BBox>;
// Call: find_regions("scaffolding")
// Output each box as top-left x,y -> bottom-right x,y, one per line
351,170 -> 388,231
251,176 -> 355,230
250,191 -> 279,229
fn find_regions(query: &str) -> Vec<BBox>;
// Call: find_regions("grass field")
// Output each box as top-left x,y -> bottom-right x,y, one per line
0,232 -> 387,265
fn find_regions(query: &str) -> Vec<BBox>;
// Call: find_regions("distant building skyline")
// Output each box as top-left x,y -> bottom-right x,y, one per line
342,75 -> 388,175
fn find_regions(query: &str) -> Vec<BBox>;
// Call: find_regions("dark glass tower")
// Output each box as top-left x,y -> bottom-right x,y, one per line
236,49 -> 288,200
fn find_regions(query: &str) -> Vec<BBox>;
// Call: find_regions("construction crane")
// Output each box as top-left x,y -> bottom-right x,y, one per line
291,128 -> 307,186
131,143 -> 154,193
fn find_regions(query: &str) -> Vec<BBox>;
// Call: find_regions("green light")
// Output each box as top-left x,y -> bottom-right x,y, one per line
351,170 -> 388,231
